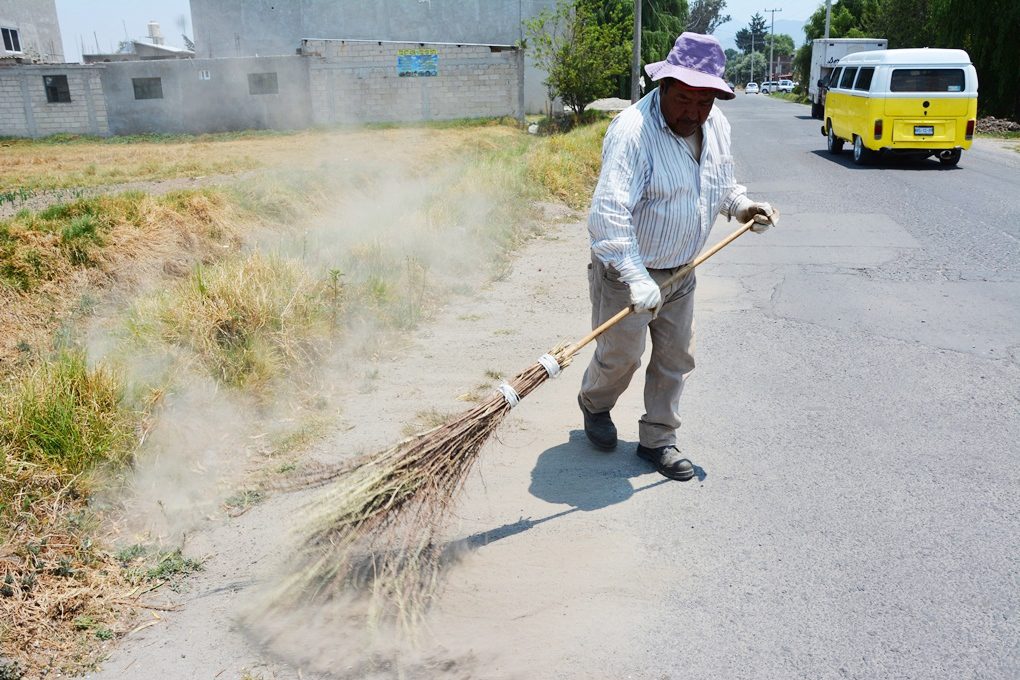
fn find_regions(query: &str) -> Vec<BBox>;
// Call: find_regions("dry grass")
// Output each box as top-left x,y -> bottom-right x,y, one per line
127,253 -> 335,389
0,116 -> 613,674
0,124 -> 527,193
0,189 -> 239,372
0,351 -> 135,675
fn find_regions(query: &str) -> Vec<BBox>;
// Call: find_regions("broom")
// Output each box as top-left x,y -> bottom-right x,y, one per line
271,218 -> 760,625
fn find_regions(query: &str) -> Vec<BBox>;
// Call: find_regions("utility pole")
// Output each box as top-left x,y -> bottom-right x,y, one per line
631,0 -> 642,103
824,0 -> 832,39
764,8 -> 782,83
750,31 -> 754,84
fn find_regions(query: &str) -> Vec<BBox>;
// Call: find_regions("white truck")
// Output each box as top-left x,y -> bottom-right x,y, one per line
809,37 -> 888,119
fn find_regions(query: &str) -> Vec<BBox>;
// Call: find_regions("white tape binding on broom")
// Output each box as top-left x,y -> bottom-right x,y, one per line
497,382 -> 520,408
538,353 -> 561,379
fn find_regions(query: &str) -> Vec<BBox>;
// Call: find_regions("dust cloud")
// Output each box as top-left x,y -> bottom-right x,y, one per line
85,126 -> 544,665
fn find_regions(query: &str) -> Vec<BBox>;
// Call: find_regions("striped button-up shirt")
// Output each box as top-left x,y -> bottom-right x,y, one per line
588,87 -> 748,278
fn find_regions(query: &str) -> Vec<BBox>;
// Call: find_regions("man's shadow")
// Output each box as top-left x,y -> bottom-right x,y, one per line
457,429 -> 706,550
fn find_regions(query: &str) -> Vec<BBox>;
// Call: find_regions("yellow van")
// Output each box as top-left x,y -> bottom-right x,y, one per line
820,48 -> 978,166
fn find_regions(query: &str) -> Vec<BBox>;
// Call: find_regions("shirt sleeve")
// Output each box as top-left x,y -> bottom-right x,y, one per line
587,117 -> 650,281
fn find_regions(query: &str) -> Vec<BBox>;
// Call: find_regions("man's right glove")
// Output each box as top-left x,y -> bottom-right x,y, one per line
622,272 -> 662,313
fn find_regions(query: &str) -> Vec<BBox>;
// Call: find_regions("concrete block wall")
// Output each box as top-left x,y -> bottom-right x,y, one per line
0,73 -> 30,136
304,40 -> 522,125
101,56 -> 311,135
0,65 -> 108,138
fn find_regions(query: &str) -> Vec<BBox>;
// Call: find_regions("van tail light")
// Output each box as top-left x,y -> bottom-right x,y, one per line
966,119 -> 975,140
874,119 -> 883,140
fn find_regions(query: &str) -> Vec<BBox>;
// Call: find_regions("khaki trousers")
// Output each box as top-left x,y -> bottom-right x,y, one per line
579,253 -> 696,448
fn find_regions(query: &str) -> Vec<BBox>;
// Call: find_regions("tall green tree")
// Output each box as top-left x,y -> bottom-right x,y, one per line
525,0 -> 632,115
735,13 -> 769,54
937,0 -> 1020,118
764,33 -> 796,57
641,0 -> 689,71
793,2 -> 873,86
866,0 -> 940,47
686,0 -> 731,34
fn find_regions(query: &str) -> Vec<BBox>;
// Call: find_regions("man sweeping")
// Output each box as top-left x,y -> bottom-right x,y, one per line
578,32 -> 778,481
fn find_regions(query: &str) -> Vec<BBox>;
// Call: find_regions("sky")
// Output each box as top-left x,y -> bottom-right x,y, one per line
54,0 -> 824,64
712,0 -> 822,51
55,0 -> 193,63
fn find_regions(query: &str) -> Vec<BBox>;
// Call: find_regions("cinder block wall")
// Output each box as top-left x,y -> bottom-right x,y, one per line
101,56 -> 311,135
304,40 -> 523,125
0,65 -> 108,138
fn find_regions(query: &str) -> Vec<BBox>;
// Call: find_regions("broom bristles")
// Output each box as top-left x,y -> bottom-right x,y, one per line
265,344 -> 574,627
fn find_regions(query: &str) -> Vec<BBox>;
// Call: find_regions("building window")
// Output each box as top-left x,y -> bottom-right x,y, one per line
132,77 -> 164,100
43,75 -> 71,103
247,72 -> 278,95
1,27 -> 21,53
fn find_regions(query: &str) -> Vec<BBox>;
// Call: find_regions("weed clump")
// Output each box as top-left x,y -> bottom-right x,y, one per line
130,253 -> 337,388
0,351 -> 137,676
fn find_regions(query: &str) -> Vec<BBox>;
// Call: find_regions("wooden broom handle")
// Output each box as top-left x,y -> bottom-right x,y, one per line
564,218 -> 756,358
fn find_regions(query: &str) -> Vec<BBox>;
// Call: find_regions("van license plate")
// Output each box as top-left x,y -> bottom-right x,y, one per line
914,125 -> 935,136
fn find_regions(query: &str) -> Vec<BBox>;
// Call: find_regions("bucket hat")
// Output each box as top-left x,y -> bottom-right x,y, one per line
645,32 -> 735,100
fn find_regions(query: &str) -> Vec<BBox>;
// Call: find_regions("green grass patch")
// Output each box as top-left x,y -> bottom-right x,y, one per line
769,92 -> 810,104
0,351 -> 133,481
144,548 -> 203,582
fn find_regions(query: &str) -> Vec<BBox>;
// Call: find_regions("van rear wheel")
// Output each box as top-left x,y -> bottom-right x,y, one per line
826,125 -> 844,154
853,135 -> 876,165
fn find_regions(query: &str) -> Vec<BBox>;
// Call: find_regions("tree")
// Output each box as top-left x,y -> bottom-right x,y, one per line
867,0 -> 940,48
725,51 -> 766,85
764,33 -> 795,58
793,2 -> 872,88
642,0 -> 689,73
686,0 -> 730,34
937,0 -> 1020,119
525,0 -> 632,116
735,13 -> 768,54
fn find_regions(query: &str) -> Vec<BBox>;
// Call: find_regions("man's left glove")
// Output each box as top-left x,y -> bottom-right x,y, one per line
737,201 -> 779,233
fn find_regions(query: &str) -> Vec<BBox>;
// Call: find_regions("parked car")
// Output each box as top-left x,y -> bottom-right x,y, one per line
745,82 -> 759,94
761,80 -> 794,94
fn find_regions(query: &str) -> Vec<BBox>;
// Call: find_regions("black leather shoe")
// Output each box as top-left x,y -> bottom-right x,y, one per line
636,444 -> 695,481
578,394 -> 617,450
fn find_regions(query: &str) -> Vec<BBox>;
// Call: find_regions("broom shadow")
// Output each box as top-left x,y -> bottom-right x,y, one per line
305,429 -> 706,604
454,428 -> 706,550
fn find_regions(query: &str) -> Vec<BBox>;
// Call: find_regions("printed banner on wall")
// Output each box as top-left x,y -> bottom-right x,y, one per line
397,48 -> 439,77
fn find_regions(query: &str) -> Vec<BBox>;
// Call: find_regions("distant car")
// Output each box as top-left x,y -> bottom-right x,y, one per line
745,82 -> 759,94
761,80 -> 795,94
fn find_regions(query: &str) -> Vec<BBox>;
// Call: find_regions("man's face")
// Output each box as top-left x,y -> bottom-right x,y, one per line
659,79 -> 717,137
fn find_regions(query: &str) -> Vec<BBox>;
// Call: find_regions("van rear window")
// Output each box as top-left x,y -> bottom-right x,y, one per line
890,68 -> 966,92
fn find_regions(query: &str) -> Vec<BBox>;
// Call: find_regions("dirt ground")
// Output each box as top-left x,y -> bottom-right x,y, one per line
82,199 -> 646,679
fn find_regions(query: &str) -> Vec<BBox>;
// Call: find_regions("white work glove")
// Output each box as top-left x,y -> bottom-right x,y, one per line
737,201 -> 779,233
621,271 -> 662,314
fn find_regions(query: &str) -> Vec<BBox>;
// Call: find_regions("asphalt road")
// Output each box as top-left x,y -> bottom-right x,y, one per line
615,93 -> 1020,679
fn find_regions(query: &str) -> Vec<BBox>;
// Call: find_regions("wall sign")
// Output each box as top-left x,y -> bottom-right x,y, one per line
397,48 -> 438,77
